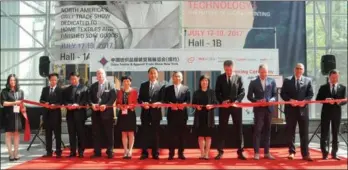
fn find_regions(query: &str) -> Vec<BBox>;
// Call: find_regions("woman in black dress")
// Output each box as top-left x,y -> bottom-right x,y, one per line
0,74 -> 27,161
192,75 -> 218,160
116,75 -> 138,159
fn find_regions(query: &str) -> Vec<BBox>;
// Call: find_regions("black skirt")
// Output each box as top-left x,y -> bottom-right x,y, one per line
117,109 -> 136,132
3,112 -> 23,132
196,110 -> 214,137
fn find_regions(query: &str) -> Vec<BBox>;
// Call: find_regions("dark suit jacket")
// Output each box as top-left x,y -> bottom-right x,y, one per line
63,84 -> 88,121
192,89 -> 218,128
215,73 -> 245,103
280,76 -> 314,115
40,86 -> 63,126
316,83 -> 347,114
247,77 -> 277,113
138,81 -> 166,122
88,81 -> 116,119
164,84 -> 190,125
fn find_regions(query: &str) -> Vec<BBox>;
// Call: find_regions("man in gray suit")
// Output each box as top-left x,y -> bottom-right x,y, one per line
280,63 -> 314,161
247,64 -> 277,160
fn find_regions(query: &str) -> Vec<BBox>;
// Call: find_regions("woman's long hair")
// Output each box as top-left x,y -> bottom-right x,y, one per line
5,74 -> 19,91
198,75 -> 210,90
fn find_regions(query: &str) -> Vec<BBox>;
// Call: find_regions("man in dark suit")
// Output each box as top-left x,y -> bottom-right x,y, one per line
316,69 -> 347,160
88,68 -> 116,159
247,64 -> 277,160
164,71 -> 190,160
63,72 -> 88,158
280,63 -> 314,161
139,67 -> 166,160
215,60 -> 246,160
40,73 -> 63,158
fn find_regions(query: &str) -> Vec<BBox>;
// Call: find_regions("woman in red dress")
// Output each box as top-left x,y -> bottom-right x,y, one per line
116,75 -> 138,159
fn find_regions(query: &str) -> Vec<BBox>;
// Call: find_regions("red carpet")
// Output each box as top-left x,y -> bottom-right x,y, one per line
10,148 -> 347,169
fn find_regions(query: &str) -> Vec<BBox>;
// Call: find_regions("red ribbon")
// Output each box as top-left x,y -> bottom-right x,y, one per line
22,98 -> 347,109
20,103 -> 31,142
19,98 -> 347,139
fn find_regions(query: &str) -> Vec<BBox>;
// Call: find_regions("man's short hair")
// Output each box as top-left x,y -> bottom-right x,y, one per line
148,67 -> 158,73
223,60 -> 234,67
69,72 -> 80,78
259,63 -> 268,70
329,69 -> 339,76
172,71 -> 183,77
48,73 -> 59,79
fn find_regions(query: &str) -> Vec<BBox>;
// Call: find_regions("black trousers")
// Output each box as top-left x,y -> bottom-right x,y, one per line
253,109 -> 272,154
167,123 -> 187,157
141,120 -> 161,157
217,107 -> 244,153
44,111 -> 62,154
67,112 -> 86,155
320,111 -> 341,156
285,111 -> 309,157
91,111 -> 114,155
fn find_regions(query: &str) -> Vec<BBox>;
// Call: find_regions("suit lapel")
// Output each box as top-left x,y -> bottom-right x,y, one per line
231,75 -> 237,86
291,76 -> 296,92
177,85 -> 182,99
257,77 -> 264,92
299,77 -> 305,89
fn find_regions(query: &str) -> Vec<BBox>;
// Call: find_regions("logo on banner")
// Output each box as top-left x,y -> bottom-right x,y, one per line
187,57 -> 195,63
99,57 -> 109,67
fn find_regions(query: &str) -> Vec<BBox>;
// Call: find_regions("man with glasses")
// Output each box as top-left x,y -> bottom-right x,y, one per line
280,63 -> 314,161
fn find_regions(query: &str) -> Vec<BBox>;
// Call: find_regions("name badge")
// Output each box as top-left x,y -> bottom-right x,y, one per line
122,109 -> 128,115
13,105 -> 20,113
104,90 -> 110,92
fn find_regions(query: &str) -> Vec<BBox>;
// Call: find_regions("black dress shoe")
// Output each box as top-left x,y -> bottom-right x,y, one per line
322,153 -> 328,160
78,154 -> 84,158
68,154 -> 76,158
215,152 -> 223,160
152,155 -> 159,160
332,155 -> 341,160
42,153 -> 53,158
56,154 -> 62,158
302,156 -> 313,162
178,155 -> 186,160
14,157 -> 20,161
237,153 -> 247,160
107,154 -> 114,159
168,156 -> 174,160
90,154 -> 102,158
140,155 -> 148,160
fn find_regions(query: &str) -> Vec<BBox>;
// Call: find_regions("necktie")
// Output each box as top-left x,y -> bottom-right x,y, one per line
261,80 -> 265,91
49,88 -> 54,96
296,79 -> 300,91
72,85 -> 77,101
228,76 -> 231,86
175,86 -> 179,98
97,84 -> 103,98
332,84 -> 336,96
149,83 -> 154,96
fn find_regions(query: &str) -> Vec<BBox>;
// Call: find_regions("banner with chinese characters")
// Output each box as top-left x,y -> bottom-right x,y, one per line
90,48 -> 279,117
90,48 -> 278,73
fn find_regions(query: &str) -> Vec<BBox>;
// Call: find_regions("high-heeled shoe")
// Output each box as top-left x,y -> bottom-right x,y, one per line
9,157 -> 15,162
127,152 -> 132,159
14,157 -> 20,161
